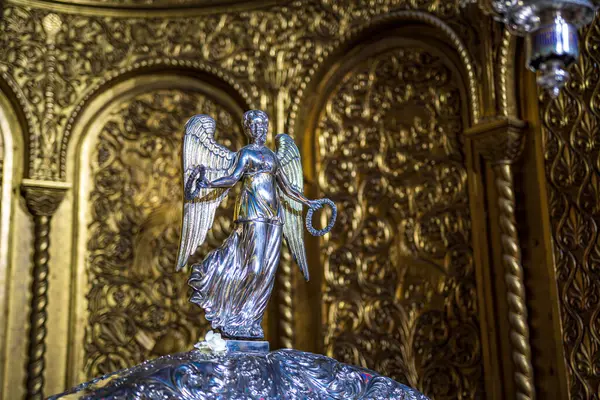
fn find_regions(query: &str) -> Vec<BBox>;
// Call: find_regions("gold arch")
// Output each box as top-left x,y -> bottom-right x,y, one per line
288,10 -> 480,141
7,0 -> 283,17
60,61 -> 255,180
291,25 -> 481,398
0,86 -> 27,397
64,72 -> 248,385
498,29 -> 518,118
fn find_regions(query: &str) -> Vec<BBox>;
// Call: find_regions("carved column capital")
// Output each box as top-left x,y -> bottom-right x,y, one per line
466,117 -> 534,399
21,179 -> 70,216
465,117 -> 527,164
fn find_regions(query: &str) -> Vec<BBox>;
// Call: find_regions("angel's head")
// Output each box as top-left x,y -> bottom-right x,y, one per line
243,110 -> 268,145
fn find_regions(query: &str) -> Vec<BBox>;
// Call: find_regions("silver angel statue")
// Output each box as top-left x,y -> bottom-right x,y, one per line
176,110 -> 336,339
50,109 -> 431,400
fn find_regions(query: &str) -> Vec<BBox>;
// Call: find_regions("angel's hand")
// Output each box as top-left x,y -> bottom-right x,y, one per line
185,165 -> 211,200
196,180 -> 210,189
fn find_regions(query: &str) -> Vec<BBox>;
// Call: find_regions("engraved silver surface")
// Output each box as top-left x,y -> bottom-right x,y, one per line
49,348 -> 429,400
178,110 -> 336,339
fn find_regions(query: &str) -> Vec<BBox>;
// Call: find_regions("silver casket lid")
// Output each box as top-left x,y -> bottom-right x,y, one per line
51,111 -> 429,399
50,341 -> 428,400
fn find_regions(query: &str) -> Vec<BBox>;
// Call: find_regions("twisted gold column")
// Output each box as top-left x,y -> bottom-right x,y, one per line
26,215 -> 51,400
466,117 -> 534,400
266,56 -> 297,350
21,180 -> 69,400
277,250 -> 294,349
494,162 -> 534,400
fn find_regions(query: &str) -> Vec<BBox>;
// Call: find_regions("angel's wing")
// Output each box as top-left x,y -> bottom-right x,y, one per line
176,114 -> 236,271
275,133 -> 309,281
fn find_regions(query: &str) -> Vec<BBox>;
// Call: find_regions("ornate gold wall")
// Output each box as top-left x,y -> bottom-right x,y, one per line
0,0 -> 588,399
539,15 -> 600,399
82,88 -> 244,377
313,42 -> 480,396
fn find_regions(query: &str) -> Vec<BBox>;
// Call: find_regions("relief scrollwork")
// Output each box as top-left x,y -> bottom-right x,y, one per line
84,89 -> 244,378
0,0 -> 482,181
317,46 -> 482,399
40,0 -> 269,9
0,0 -> 496,398
541,14 -> 600,399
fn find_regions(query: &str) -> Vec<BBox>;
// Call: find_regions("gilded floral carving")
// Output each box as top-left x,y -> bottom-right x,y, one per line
317,47 -> 481,399
85,89 -> 244,377
0,1 -> 479,180
0,0 -> 495,398
541,14 -> 600,399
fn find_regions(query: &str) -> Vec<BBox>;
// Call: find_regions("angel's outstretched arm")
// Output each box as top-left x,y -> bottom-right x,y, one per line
275,167 -> 311,206
207,150 -> 247,188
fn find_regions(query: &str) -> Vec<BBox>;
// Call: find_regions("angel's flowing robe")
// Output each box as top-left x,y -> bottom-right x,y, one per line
189,170 -> 283,339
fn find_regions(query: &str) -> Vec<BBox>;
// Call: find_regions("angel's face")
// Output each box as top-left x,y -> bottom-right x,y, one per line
243,110 -> 268,145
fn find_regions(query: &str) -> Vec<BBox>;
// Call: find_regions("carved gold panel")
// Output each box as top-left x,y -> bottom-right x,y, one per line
540,14 -> 600,399
83,89 -> 244,378
34,0 -> 270,10
0,1 -> 568,400
307,38 -> 481,399
65,75 -> 250,385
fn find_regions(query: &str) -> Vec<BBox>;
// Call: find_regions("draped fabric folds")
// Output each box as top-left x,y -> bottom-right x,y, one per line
189,221 -> 282,339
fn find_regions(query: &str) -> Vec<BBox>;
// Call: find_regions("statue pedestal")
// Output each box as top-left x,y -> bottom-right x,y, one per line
225,339 -> 269,353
